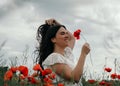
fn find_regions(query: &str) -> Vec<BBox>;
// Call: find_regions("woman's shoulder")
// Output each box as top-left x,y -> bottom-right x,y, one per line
48,52 -> 62,57
42,53 -> 66,66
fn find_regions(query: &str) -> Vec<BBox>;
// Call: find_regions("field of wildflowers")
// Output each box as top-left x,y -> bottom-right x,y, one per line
3,64 -> 64,86
1,60 -> 120,86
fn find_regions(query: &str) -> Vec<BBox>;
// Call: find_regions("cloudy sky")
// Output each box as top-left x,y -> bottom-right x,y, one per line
1,0 -> 120,78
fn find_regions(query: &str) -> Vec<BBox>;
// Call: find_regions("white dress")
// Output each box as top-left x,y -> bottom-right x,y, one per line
42,47 -> 82,86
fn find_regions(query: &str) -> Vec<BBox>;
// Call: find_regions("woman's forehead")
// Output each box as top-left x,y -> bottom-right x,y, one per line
58,27 -> 67,32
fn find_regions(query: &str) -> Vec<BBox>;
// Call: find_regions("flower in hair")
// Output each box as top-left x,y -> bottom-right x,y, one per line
73,29 -> 81,40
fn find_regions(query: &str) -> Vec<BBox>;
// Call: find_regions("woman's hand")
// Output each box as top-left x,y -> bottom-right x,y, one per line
81,43 -> 90,56
45,18 -> 61,25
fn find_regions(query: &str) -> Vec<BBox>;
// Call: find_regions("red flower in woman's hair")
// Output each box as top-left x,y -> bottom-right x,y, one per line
88,79 -> 96,84
18,65 -> 28,77
4,70 -> 13,81
111,73 -> 117,79
33,64 -> 43,72
73,29 -> 81,40
104,67 -> 112,72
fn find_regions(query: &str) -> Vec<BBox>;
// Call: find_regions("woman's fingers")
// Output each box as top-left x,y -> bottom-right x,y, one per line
45,18 -> 54,25
45,18 -> 61,25
82,43 -> 90,55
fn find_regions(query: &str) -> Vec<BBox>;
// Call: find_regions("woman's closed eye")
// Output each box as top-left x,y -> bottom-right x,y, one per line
60,32 -> 68,35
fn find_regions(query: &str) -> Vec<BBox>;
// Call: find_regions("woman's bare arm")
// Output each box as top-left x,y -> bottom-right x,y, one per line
51,43 -> 90,83
67,31 -> 75,50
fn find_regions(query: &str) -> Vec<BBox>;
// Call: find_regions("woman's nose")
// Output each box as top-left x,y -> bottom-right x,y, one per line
65,33 -> 69,38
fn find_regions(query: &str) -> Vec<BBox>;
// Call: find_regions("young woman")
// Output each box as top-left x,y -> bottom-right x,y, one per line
36,19 -> 90,86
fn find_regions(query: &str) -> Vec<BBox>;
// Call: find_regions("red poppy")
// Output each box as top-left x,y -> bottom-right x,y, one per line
33,64 -> 43,72
104,67 -> 112,72
4,70 -> 13,81
48,73 -> 56,79
117,74 -> 120,79
111,73 -> 117,79
31,78 -> 38,84
43,77 -> 53,83
28,76 -> 38,84
88,79 -> 96,84
42,68 -> 52,76
57,83 -> 64,86
73,29 -> 81,40
18,65 -> 28,77
10,66 -> 18,73
99,80 -> 106,85
28,76 -> 32,81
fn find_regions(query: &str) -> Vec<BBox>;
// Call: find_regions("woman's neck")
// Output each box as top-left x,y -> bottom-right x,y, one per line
54,46 -> 65,56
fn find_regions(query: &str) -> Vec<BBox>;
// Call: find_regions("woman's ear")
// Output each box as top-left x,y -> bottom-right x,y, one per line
51,37 -> 56,43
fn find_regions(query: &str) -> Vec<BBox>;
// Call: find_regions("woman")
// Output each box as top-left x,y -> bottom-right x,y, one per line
36,19 -> 90,85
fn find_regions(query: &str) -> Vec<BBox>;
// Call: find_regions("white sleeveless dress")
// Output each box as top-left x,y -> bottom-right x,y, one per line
42,47 -> 82,86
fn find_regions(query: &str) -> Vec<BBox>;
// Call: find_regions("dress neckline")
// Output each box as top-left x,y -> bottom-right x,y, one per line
52,52 -> 65,57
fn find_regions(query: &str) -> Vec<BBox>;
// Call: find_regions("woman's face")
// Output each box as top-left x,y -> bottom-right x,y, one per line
51,27 -> 69,48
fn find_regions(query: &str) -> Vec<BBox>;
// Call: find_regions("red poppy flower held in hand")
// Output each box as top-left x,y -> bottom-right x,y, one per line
104,67 -> 112,72
73,29 -> 81,40
18,65 -> 28,77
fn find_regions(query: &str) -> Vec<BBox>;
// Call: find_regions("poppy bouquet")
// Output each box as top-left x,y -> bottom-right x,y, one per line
4,64 -> 64,86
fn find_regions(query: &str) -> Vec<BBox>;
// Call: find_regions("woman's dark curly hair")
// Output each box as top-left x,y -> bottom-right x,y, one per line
36,24 -> 66,69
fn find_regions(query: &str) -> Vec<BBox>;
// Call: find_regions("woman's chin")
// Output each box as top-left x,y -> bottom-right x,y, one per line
65,44 -> 69,47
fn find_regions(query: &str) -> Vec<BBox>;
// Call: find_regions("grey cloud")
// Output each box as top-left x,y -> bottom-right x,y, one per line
103,30 -> 120,55
0,0 -> 30,19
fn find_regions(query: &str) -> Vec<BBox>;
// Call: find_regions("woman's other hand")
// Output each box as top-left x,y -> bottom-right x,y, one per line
45,18 -> 61,25
81,43 -> 90,56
